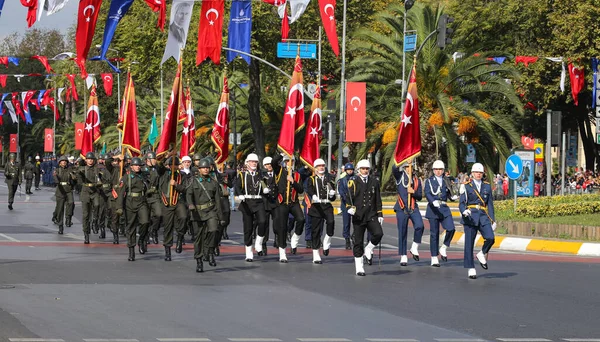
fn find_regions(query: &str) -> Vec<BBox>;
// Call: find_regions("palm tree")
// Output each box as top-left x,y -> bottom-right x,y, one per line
348,2 -> 523,184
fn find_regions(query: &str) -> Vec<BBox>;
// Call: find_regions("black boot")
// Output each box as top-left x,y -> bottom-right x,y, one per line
164,246 -> 172,261
222,231 -> 229,240
92,222 -> 99,234
84,233 -> 90,244
175,236 -> 183,254
138,239 -> 147,254
119,226 -> 125,236
52,216 -> 57,224
196,258 -> 204,273
113,232 -> 119,244
128,247 -> 135,261
209,251 -> 217,267
65,217 -> 72,227
345,238 -> 352,250
152,230 -> 159,244
214,246 -> 220,256
99,227 -> 106,239
58,225 -> 64,235
262,244 -> 268,256
306,240 -> 312,249
8,203 -> 13,210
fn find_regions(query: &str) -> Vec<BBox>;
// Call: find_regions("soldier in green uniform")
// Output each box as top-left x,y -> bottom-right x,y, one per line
24,156 -> 35,195
77,152 -> 102,244
53,156 -> 76,234
106,154 -> 123,244
5,153 -> 22,210
143,152 -> 162,245
158,156 -> 188,260
186,159 -> 224,273
95,154 -> 112,239
117,157 -> 150,261
209,157 -> 233,257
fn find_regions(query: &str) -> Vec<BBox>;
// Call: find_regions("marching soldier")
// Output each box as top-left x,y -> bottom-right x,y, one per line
77,152 -> 101,244
24,156 -> 35,195
346,159 -> 384,276
460,163 -> 496,279
273,154 -> 304,262
95,154 -> 111,239
117,157 -> 150,261
235,153 -> 268,262
392,162 -> 425,266
337,163 -> 355,250
34,156 -> 42,190
4,153 -> 22,210
143,152 -> 162,245
206,157 -> 233,257
53,156 -> 76,234
261,156 -> 278,255
191,153 -> 203,175
107,154 -> 123,244
306,158 -> 337,264
186,158 -> 224,272
424,160 -> 458,267
158,156 -> 188,261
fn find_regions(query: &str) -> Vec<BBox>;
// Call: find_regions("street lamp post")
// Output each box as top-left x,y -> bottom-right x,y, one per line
336,0 -> 348,174
96,45 -> 121,150
44,78 -> 58,156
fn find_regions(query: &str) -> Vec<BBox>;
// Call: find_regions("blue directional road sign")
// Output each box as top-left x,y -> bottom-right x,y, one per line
404,34 -> 417,52
505,154 -> 523,180
277,43 -> 317,59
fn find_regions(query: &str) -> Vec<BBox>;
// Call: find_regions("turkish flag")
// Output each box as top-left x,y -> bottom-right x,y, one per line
262,0 -> 286,4
0,56 -> 8,68
11,93 -> 25,122
41,89 -> 53,107
196,0 -> 224,65
44,128 -> 54,152
156,58 -> 184,159
20,0 -> 37,28
66,74 -> 79,101
300,87 -> 322,168
318,0 -> 339,56
101,73 -> 113,96
521,135 -> 534,150
211,76 -> 229,164
49,97 -> 60,121
75,122 -> 85,150
9,134 -> 17,153
180,87 -> 196,157
277,55 -> 305,157
31,55 -> 54,73
569,63 -> 585,106
144,0 -> 166,31
345,82 -> 366,142
393,65 -> 422,166
76,0 -> 103,78
117,72 -> 140,156
81,85 -> 101,157
0,75 -> 6,87
281,3 -> 289,41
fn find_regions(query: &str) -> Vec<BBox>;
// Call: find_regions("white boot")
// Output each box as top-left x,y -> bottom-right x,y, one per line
355,257 -> 365,276
476,251 -> 488,269
279,247 -> 288,263
255,235 -> 264,254
468,268 -> 477,279
323,234 -> 332,256
364,242 -> 375,265
439,244 -> 448,261
312,249 -> 322,264
431,256 -> 440,267
290,233 -> 300,254
409,242 -> 420,260
400,255 -> 408,266
245,246 -> 253,262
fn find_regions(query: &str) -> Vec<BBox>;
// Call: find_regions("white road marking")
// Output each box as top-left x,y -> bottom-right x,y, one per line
497,339 -> 552,342
156,339 -> 211,342
562,340 -> 600,342
297,339 -> 352,342
228,339 -> 282,342
0,233 -> 20,242
367,339 -> 419,342
83,340 -> 139,342
9,339 -> 64,342
436,339 -> 486,342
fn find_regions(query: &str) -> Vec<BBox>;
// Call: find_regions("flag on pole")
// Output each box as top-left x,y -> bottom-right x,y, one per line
161,0 -> 195,64
5,101 -> 18,124
47,0 -> 71,15
101,141 -> 106,154
20,0 -> 38,28
393,64 -> 421,166
144,0 -> 167,31
75,122 -> 84,150
0,0 -> 5,18
91,0 -> 134,72
156,58 -> 184,159
11,93 -> 25,122
75,0 -> 103,78
226,0 -> 252,64
148,111 -> 159,146
300,85 -> 322,168
277,55 -> 305,157
345,82 -> 366,142
211,75 -> 229,164
9,134 -> 17,152
180,86 -> 196,156
81,85 -> 102,158
101,73 -> 113,96
66,74 -> 79,101
21,90 -> 36,125
44,128 -> 54,152
196,0 -> 225,65
117,72 -> 140,156
317,0 -> 340,56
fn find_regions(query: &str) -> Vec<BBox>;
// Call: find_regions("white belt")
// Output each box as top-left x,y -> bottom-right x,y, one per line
245,195 -> 262,199
314,199 -> 330,204
439,201 -> 447,205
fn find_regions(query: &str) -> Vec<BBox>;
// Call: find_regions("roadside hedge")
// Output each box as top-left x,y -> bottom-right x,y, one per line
496,194 -> 600,218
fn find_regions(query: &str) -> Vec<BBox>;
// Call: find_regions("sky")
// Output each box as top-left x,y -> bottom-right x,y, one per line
0,1 -> 77,39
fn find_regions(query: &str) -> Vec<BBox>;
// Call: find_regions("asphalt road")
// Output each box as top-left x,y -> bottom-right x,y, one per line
0,182 -> 599,342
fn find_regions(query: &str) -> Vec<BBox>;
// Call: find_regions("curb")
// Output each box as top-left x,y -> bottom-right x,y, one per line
334,207 -> 461,217
448,231 -> 600,256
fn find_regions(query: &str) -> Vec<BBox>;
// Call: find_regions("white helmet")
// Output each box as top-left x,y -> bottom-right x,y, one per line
245,153 -> 259,163
432,160 -> 445,169
181,156 -> 192,162
262,157 -> 272,166
356,159 -> 371,169
313,158 -> 326,168
471,163 -> 484,173
35,156 -> 40,160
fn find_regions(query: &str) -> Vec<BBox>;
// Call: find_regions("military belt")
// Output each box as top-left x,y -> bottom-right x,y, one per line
102,184 -> 111,188
130,192 -> 145,197
196,202 -> 215,210
314,199 -> 330,204
467,204 -> 486,210
439,201 -> 447,206
60,182 -> 69,186
84,183 -> 95,187
245,195 -> 262,199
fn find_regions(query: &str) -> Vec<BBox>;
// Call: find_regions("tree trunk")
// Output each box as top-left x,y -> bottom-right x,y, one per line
575,97 -> 597,171
247,59 -> 266,161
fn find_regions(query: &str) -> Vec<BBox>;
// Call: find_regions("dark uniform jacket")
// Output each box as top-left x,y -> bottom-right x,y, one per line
4,162 -> 22,185
77,164 -> 101,193
346,175 -> 383,221
186,174 -> 223,221
117,171 -> 148,210
53,166 -> 75,195
271,154 -> 303,205
24,162 -> 35,180
306,173 -> 336,217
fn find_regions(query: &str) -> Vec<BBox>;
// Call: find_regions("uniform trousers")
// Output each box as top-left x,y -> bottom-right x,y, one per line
352,216 -> 384,257
428,214 -> 455,256
395,209 -> 424,255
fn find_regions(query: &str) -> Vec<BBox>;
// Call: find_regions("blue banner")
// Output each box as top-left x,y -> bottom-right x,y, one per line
227,0 -> 252,64
90,0 -> 134,72
37,90 -> 46,108
0,93 -> 8,115
0,0 -> 5,18
8,57 -> 20,66
592,57 -> 598,108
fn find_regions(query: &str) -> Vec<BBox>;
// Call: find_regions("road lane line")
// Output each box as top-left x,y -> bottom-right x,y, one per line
297,339 -> 352,342
228,339 -> 282,342
436,339 -> 486,342
83,339 -> 139,342
0,233 -> 20,242
9,339 -> 65,342
497,339 -> 552,342
156,339 -> 211,342
562,339 -> 600,341
366,339 -> 419,342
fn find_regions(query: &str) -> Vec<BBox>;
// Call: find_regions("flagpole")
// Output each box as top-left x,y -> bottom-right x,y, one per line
160,65 -> 164,133
117,57 -> 122,151
53,86 -> 57,156
17,113 -> 20,162
337,0 -> 348,175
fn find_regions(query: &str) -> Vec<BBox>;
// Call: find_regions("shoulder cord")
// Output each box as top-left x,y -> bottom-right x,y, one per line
428,178 -> 441,196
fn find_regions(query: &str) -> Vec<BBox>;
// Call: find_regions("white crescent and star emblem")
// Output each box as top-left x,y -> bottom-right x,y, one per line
401,113 -> 412,127
310,107 -> 322,132
87,105 -> 101,127
407,92 -> 414,111
350,96 -> 361,111
215,102 -> 228,128
324,4 -> 334,20
104,75 -> 112,82
288,83 -> 304,112
46,134 -> 52,140
83,5 -> 95,22
10,138 -> 15,143
76,129 -> 83,136
206,8 -> 219,25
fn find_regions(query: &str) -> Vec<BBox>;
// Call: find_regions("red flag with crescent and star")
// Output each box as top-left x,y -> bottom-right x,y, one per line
20,0 -> 37,28
345,82 -> 366,142
9,134 -> 18,153
300,85 -> 322,168
81,85 -> 101,158
11,93 -> 25,122
144,0 -> 167,31
180,87 -> 196,157
393,65 -> 421,166
66,74 -> 79,101
317,0 -> 339,56
75,122 -> 84,150
196,0 -> 224,65
211,76 -> 229,164
44,128 -> 54,152
117,72 -> 140,156
31,56 -> 54,73
101,73 -> 113,96
156,58 -> 184,159
75,0 -> 103,78
277,55 -> 305,157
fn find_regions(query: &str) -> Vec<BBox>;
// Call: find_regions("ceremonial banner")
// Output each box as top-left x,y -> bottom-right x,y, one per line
47,0 -> 71,15
300,86 -> 322,168
196,0 -> 225,65
156,58 -> 184,158
226,0 -> 252,64
81,86 -> 101,157
117,73 -> 140,155
393,65 -> 422,166
101,73 -> 113,96
277,55 -> 305,157
211,76 -> 229,164
144,0 -> 166,31
180,87 -> 196,156
162,0 -> 195,64
9,134 -> 17,152
20,0 -> 38,28
345,82 -> 366,142
91,0 -> 134,72
317,0 -> 339,56
75,122 -> 84,150
75,0 -> 103,78
44,128 -> 54,152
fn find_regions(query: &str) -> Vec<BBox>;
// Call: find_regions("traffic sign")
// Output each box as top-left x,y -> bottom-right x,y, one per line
505,154 -> 523,180
404,33 -> 417,52
277,43 -> 317,59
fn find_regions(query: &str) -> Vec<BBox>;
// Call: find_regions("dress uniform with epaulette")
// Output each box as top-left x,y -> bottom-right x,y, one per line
143,152 -> 163,245
261,156 -> 279,255
272,153 -> 304,262
158,157 -> 188,261
4,153 -> 22,210
117,157 -> 151,261
346,160 -> 384,276
186,159 -> 224,273
77,152 -> 102,244
52,156 -> 75,234
424,160 -> 458,267
392,163 -> 425,266
459,163 -> 496,279
95,154 -> 112,239
305,158 -> 337,264
235,153 -> 268,262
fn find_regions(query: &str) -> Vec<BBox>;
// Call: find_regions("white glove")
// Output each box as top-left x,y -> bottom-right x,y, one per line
312,195 -> 319,202
378,217 -> 384,225
492,222 -> 497,231
462,209 -> 471,217
237,195 -> 245,202
451,195 -> 459,201
433,200 -> 441,208
328,190 -> 336,197
263,187 -> 270,194
347,207 -> 356,215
